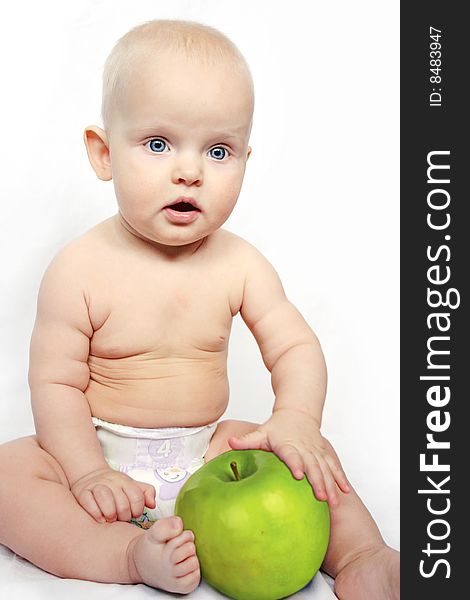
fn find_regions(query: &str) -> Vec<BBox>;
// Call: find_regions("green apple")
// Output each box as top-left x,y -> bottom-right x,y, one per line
174,449 -> 330,600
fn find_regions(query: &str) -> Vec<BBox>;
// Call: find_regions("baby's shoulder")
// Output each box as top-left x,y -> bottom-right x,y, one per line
42,218 -> 113,282
209,230 -> 276,282
206,230 -> 267,315
209,229 -> 267,264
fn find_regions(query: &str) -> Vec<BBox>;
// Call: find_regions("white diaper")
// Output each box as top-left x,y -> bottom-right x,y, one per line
92,417 -> 217,528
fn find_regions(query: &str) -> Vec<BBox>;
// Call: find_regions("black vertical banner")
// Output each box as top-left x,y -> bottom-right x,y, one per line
401,3 -> 468,598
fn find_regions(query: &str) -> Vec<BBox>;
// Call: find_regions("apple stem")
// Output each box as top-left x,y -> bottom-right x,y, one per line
230,461 -> 241,481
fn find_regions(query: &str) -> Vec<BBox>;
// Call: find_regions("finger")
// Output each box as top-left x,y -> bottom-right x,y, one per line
319,439 -> 350,494
275,443 -> 305,480
304,458 -> 328,502
324,453 -> 351,493
138,482 -> 157,509
316,455 -> 339,507
122,482 -> 146,518
172,540 -> 197,564
77,490 -> 106,523
228,429 -> 267,451
112,487 -> 133,522
92,484 -> 117,522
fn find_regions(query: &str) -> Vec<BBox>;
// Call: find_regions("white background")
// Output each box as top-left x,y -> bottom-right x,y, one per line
0,0 -> 399,552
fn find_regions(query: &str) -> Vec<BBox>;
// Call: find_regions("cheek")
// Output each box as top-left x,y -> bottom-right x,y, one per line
113,159 -> 164,209
211,166 -> 245,210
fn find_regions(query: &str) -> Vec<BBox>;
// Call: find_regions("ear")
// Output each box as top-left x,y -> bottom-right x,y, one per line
83,125 -> 112,181
246,146 -> 252,161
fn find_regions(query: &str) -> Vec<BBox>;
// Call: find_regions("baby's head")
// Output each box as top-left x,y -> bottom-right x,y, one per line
85,20 -> 254,249
100,20 -> 254,134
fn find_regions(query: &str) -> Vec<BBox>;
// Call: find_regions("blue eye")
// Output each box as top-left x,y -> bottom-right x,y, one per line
146,138 -> 168,153
209,146 -> 228,160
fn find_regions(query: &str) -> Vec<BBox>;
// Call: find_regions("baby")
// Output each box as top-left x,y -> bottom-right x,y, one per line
0,20 -> 399,599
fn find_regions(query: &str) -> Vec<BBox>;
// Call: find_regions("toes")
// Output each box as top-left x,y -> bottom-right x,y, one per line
167,529 -> 194,552
172,541 -> 196,564
149,516 -> 183,543
174,555 -> 200,578
173,568 -> 201,594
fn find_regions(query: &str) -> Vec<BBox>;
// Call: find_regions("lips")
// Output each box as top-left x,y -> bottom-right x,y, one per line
164,197 -> 201,224
165,197 -> 201,212
167,201 -> 199,212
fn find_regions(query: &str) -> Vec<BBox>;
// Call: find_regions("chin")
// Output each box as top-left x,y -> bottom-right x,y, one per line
121,217 -> 199,247
158,230 -> 208,247
153,232 -> 211,250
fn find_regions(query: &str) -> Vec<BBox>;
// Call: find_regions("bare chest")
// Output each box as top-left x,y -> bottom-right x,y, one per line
87,259 -> 236,360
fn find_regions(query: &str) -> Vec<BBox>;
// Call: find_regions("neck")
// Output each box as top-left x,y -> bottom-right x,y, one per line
114,213 -> 207,259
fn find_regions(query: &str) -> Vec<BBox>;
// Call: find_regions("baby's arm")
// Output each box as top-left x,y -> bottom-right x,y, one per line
231,244 -> 349,505
29,248 -> 155,522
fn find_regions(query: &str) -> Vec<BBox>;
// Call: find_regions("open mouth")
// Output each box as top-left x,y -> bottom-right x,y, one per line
166,201 -> 200,212
163,199 -> 202,224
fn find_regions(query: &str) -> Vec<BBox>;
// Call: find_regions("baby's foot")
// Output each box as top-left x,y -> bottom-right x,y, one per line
334,544 -> 400,600
128,516 -> 201,594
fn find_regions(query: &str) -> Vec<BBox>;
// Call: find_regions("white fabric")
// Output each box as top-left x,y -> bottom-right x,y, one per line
0,544 -> 337,599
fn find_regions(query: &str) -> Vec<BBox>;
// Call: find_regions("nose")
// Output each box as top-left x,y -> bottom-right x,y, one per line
171,153 -> 203,186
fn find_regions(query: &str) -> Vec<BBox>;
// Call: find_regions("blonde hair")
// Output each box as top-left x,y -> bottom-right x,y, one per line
101,19 -> 254,130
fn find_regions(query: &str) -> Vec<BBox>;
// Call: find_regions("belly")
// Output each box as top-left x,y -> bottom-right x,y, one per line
85,351 -> 229,427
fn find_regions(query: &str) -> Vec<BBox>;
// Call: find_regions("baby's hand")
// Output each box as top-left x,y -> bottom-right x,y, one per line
228,408 -> 350,507
70,467 -> 156,523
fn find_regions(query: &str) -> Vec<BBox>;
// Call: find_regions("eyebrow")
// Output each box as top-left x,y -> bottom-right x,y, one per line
128,123 -> 246,142
131,124 -> 247,139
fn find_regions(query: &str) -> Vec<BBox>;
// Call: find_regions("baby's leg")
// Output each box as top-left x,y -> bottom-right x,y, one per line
0,436 -> 199,593
320,480 -> 400,600
206,420 -> 399,600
